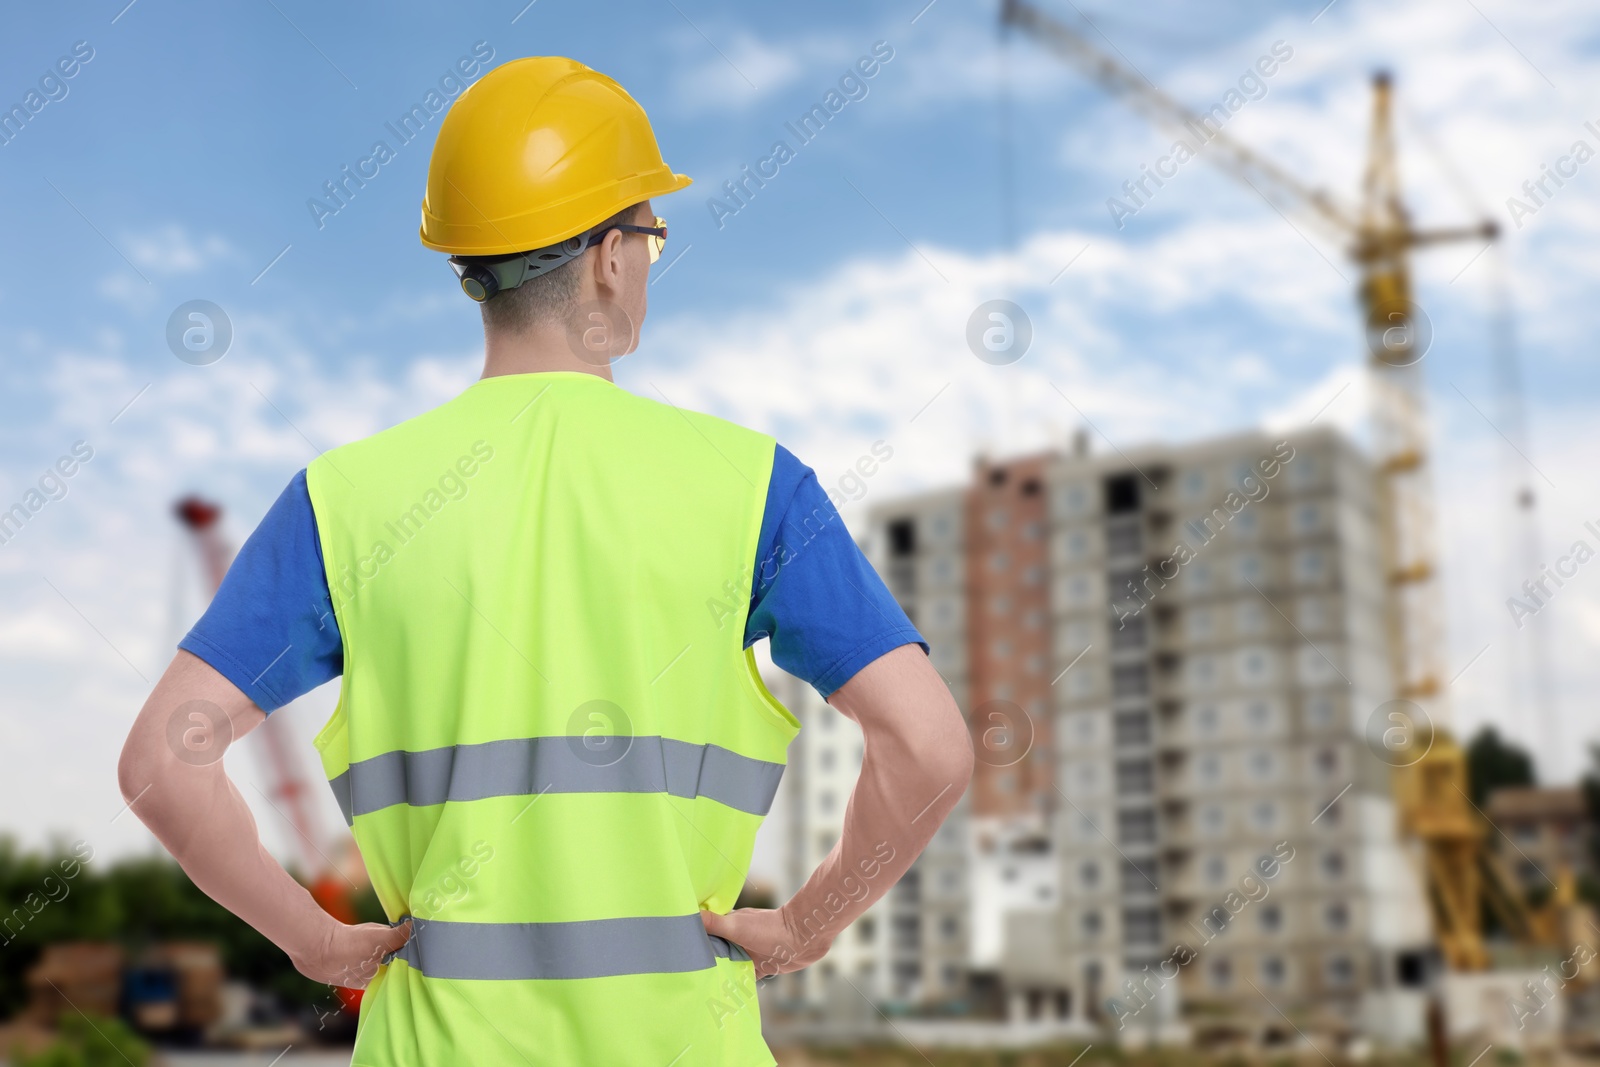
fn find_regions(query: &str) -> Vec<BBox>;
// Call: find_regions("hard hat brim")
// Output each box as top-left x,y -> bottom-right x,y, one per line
420,170 -> 692,257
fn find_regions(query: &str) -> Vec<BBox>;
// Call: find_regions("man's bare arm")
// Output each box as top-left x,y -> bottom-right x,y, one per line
701,644 -> 973,975
117,650 -> 408,987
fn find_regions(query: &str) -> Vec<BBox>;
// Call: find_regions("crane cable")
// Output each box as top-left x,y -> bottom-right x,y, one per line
999,13 -> 1018,296
1487,243 -> 1559,772
1402,100 -> 1557,772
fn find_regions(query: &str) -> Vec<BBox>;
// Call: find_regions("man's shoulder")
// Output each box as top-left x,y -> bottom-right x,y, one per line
618,386 -> 771,446
602,387 -> 778,486
316,382 -> 507,467
305,390 -> 486,507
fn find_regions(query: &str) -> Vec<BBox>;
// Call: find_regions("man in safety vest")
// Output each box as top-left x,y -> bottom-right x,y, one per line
119,57 -> 972,1065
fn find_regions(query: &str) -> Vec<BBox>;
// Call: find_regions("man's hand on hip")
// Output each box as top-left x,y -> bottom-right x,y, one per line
118,653 -> 418,994
699,907 -> 827,979
289,918 -> 414,988
714,646 -> 971,981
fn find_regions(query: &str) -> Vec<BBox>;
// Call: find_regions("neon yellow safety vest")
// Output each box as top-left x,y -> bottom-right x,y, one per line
305,372 -> 799,1066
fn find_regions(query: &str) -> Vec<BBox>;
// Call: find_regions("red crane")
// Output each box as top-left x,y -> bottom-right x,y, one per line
173,495 -> 366,1015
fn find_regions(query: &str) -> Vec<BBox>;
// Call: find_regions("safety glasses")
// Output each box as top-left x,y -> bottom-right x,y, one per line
591,216 -> 668,263
450,216 -> 672,302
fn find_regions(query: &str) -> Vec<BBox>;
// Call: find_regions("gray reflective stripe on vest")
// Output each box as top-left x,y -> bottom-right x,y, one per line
708,934 -> 751,963
386,914 -> 748,980
326,736 -> 784,824
328,772 -> 354,825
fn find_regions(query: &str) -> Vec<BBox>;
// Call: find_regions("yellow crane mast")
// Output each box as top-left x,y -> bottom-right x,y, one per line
999,0 -> 1509,971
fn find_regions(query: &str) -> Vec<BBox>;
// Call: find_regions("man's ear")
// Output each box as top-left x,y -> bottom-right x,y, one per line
588,228 -> 626,296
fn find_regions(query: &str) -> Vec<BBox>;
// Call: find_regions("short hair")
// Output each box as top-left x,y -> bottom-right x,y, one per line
478,202 -> 646,336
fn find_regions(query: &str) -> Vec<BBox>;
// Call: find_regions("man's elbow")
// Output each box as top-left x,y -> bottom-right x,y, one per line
117,727 -> 161,809
942,728 -> 976,793
917,712 -> 974,796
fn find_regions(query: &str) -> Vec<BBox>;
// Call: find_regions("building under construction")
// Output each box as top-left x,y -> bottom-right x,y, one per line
901,426 -> 1436,1042
772,424 -> 1590,1048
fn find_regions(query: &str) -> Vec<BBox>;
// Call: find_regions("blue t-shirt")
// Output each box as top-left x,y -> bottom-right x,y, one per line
181,444 -> 924,712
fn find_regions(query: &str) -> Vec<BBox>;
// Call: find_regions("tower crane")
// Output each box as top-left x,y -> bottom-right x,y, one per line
173,495 -> 367,1014
999,0 -> 1522,972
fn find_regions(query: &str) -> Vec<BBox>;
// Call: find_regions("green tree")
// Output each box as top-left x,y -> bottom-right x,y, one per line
1466,725 -> 1535,807
12,1013 -> 149,1067
0,838 -> 385,1020
1580,742 -> 1600,900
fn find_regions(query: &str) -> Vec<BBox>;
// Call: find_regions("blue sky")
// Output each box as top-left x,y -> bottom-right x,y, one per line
3,0 -> 1598,867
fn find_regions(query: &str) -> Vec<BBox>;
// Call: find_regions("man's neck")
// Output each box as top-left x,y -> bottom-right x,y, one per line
480,324 -> 614,382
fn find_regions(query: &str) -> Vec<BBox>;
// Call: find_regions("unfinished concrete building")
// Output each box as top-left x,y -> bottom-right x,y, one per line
865,426 -> 1433,1038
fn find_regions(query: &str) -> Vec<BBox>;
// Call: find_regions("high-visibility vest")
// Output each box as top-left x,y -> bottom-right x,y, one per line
305,371 -> 799,1066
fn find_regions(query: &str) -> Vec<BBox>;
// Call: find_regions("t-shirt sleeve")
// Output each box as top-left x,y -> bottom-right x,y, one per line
745,445 -> 927,698
178,470 -> 343,712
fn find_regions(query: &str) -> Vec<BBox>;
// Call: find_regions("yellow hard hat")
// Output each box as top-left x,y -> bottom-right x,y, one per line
420,57 -> 691,257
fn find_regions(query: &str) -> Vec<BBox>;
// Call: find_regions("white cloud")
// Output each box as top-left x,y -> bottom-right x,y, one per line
92,226 -> 241,312
1262,361 -> 1368,439
668,30 -> 853,114
123,225 -> 240,276
95,272 -> 157,313
875,9 -> 1088,108
0,608 -> 82,659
